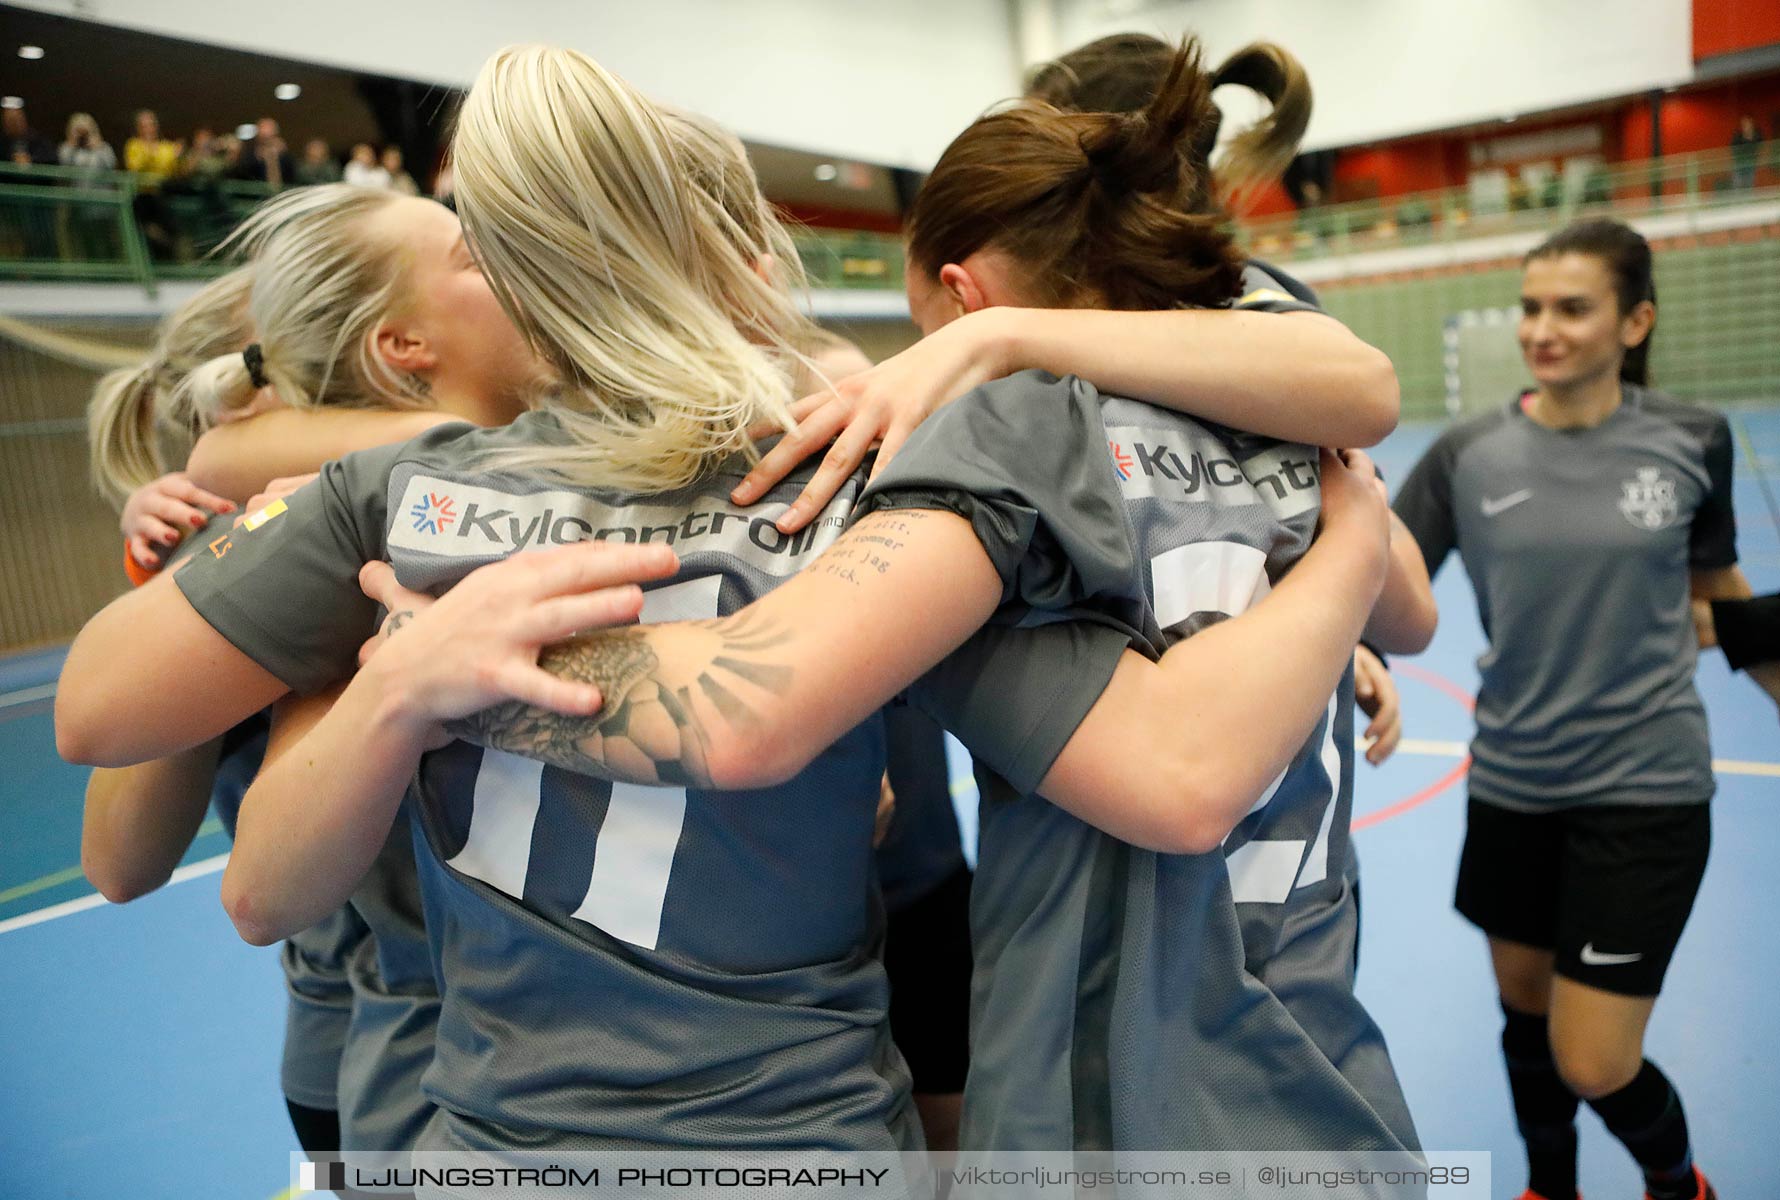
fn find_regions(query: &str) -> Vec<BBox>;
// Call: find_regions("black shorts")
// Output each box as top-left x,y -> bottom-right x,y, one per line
884,863 -> 973,1094
1455,797 -> 1710,997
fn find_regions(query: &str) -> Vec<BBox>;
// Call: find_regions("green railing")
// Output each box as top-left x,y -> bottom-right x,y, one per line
5,147 -> 1778,300
1242,146 -> 1780,266
0,161 -> 908,295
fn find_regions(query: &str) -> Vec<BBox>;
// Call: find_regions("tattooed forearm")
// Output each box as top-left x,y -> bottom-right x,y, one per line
447,612 -> 797,789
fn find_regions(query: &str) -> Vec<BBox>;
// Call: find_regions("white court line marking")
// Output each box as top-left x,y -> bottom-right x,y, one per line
0,682 -> 56,710
0,852 -> 228,936
1360,738 -> 1780,778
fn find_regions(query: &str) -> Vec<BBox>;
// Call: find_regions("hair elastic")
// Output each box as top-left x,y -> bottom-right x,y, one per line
242,342 -> 269,390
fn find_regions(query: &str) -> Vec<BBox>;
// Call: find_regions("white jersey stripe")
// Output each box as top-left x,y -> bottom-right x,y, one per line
450,750 -> 545,899
1226,838 -> 1308,904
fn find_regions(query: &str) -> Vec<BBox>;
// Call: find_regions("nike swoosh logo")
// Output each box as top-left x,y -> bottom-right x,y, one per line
1481,489 -> 1533,517
1579,943 -> 1644,966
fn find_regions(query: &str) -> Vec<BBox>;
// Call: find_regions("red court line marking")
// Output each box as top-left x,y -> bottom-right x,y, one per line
1390,660 -> 1477,711
1352,757 -> 1471,831
1352,660 -> 1476,830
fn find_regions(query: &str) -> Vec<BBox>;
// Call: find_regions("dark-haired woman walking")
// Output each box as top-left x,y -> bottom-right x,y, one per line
1396,218 -> 1780,1200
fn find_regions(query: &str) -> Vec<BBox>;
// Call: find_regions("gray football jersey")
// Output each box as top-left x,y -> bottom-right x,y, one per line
175,413 -> 922,1154
1393,387 -> 1737,811
860,371 -> 1415,1153
184,646 -> 370,1115
174,515 -> 438,1146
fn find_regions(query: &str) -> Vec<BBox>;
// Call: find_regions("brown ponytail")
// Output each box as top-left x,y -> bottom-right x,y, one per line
908,39 -> 1244,312
1025,33 -> 1312,214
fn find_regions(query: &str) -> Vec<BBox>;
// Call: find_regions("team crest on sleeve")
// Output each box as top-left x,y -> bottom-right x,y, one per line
1617,467 -> 1678,530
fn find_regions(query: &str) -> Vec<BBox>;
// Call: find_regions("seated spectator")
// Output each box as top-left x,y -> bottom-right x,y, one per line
380,145 -> 418,195
342,142 -> 389,188
294,137 -> 342,186
235,116 -> 293,188
124,108 -> 182,259
58,112 -> 119,259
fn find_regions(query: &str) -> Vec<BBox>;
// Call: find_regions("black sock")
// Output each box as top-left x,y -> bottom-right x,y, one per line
1585,1060 -> 1695,1199
1501,1005 -> 1580,1200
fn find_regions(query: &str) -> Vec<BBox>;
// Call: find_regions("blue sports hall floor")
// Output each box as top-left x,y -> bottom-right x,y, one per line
3,410 -> 1777,1199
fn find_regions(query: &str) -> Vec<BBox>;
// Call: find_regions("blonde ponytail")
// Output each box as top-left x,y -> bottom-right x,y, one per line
453,46 -> 820,492
173,183 -> 432,427
86,268 -> 255,507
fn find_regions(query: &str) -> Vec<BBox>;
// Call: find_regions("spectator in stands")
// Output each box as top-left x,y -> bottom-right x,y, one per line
236,116 -> 293,188
342,142 -> 389,188
180,128 -> 219,178
125,110 -> 182,184
294,138 -> 342,186
58,113 -> 119,259
173,130 -> 241,254
1730,114 -> 1762,190
124,109 -> 181,260
58,112 -> 117,178
3,104 -> 56,172
380,145 -> 419,195
3,105 -> 58,257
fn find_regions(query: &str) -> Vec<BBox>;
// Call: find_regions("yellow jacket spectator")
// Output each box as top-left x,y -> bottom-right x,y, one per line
125,110 -> 182,189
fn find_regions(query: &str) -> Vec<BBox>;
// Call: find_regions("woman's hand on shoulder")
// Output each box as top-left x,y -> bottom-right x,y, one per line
732,309 -> 1014,533
354,541 -> 681,742
120,472 -> 237,572
1316,448 -> 1393,579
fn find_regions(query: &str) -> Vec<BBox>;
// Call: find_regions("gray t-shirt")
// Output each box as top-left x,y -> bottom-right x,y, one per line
175,413 -> 939,1155
170,524 -> 376,1119
1393,387 -> 1737,810
860,371 -> 1416,1153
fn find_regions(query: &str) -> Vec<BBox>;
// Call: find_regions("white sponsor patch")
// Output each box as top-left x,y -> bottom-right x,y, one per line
1105,426 -> 1320,520
387,473 -> 847,577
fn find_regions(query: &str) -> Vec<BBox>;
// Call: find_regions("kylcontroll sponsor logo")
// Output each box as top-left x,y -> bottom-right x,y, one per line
1109,440 -> 1135,481
1618,466 -> 1679,530
1103,425 -> 1320,520
410,490 -> 458,535
386,474 -> 848,580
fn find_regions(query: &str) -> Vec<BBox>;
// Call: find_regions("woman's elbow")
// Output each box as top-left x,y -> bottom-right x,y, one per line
220,871 -> 287,946
703,726 -> 814,792
1138,768 -> 1234,856
81,847 -> 163,905
182,432 -> 237,500
1369,597 -> 1438,656
56,690 -> 117,767
1348,348 -> 1401,447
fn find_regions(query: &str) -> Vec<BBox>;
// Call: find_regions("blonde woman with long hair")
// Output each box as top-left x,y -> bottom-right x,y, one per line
79,181 -> 544,1164
60,43 -> 1408,1164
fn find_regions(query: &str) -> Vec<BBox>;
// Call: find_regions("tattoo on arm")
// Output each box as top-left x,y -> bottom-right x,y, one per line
447,613 -> 794,788
816,510 -> 931,589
